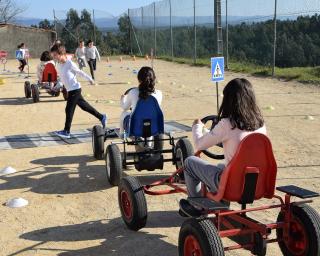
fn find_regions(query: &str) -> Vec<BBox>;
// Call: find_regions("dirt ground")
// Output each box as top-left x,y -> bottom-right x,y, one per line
0,57 -> 319,256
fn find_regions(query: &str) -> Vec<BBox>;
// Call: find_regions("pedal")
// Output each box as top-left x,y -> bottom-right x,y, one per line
277,185 -> 319,199
188,197 -> 229,211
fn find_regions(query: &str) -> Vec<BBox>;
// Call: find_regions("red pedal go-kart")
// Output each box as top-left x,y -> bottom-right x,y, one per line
24,63 -> 68,103
118,115 -> 320,256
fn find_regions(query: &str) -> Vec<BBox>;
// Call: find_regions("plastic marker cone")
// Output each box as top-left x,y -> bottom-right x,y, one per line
0,166 -> 16,175
86,94 -> 91,97
6,197 -> 29,208
106,100 -> 114,104
196,89 -> 203,93
266,106 -> 275,110
0,78 -> 5,85
127,82 -> 132,85
305,115 -> 315,120
171,81 -> 176,85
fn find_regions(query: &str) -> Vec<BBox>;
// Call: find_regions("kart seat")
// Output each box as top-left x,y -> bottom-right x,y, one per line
42,63 -> 57,83
207,133 -> 277,204
128,95 -> 164,138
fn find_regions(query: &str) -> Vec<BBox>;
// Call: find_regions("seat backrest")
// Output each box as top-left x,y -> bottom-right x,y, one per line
42,63 -> 57,83
128,95 -> 164,138
209,133 -> 277,203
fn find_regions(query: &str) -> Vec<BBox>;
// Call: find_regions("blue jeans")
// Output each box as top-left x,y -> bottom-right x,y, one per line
184,156 -> 225,197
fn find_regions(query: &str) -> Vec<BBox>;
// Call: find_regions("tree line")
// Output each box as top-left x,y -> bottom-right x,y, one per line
33,9 -> 320,68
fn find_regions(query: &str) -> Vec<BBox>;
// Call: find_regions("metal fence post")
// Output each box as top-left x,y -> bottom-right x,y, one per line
170,0 -> 174,61
92,9 -> 96,43
128,9 -> 132,54
141,7 -> 144,55
154,2 -> 157,57
53,9 -> 57,40
193,0 -> 197,64
272,0 -> 278,76
226,0 -> 229,69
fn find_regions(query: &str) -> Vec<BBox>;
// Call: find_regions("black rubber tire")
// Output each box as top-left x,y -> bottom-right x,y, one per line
179,218 -> 224,256
31,84 -> 40,103
175,138 -> 194,179
24,81 -> 31,98
62,87 -> 68,101
118,176 -> 147,231
105,144 -> 122,186
92,125 -> 105,160
53,90 -> 60,97
276,204 -> 320,256
154,134 -> 164,150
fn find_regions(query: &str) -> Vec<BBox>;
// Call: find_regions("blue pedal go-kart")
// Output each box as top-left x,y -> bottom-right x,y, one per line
91,88 -> 194,186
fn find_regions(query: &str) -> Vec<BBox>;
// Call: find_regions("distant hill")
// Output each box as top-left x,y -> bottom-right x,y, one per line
13,14 -> 302,30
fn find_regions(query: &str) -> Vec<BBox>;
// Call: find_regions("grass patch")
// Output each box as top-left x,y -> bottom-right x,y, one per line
156,56 -> 320,85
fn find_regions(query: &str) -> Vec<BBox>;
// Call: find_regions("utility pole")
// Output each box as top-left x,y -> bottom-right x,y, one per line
92,9 -> 96,43
193,0 -> 196,64
170,0 -> 174,61
128,9 -> 132,54
272,0 -> 278,76
53,9 -> 57,40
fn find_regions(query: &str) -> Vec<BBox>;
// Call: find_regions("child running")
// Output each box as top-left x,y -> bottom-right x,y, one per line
85,40 -> 100,80
180,78 -> 266,217
17,43 -> 27,72
50,43 -> 107,139
119,66 -> 162,138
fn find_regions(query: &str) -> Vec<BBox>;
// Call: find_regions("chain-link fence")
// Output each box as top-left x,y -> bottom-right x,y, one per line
129,0 -> 320,70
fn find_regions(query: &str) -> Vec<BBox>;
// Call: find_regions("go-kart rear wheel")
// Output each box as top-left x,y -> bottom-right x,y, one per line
106,144 -> 122,186
31,84 -> 40,103
118,176 -> 147,231
179,218 -> 224,256
276,204 -> 320,256
24,81 -> 31,98
175,138 -> 194,179
92,125 -> 105,160
62,87 -> 68,101
53,90 -> 60,97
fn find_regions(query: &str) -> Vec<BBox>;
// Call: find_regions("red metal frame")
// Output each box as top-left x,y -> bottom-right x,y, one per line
142,150 -> 313,252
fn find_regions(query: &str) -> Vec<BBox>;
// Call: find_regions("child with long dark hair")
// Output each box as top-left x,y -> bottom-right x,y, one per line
119,66 -> 162,137
50,43 -> 106,139
180,78 -> 266,216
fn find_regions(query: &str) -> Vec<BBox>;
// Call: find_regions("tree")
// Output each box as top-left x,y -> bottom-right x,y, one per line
38,19 -> 54,30
0,0 -> 26,23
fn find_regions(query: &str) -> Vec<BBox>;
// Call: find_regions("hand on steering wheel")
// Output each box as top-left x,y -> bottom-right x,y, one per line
199,115 -> 224,160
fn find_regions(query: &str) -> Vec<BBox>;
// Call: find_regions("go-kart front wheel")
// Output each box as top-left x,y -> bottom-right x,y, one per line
92,125 -> 105,160
24,81 -> 31,98
105,144 -> 122,186
175,138 -> 194,179
179,218 -> 224,256
276,204 -> 320,256
118,176 -> 147,231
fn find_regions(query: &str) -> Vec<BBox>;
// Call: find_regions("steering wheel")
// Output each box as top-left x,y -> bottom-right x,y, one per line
124,87 -> 135,95
200,115 -> 224,160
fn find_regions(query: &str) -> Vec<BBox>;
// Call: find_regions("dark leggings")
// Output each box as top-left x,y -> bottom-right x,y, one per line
64,88 -> 103,133
87,59 -> 96,80
19,59 -> 27,71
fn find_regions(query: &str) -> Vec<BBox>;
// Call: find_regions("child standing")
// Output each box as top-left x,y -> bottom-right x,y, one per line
85,40 -> 100,80
50,44 -> 107,139
17,43 -> 27,72
75,40 -> 87,70
180,78 -> 266,217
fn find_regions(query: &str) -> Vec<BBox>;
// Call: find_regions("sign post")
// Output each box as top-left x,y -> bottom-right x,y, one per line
211,57 -> 225,114
0,51 -> 7,71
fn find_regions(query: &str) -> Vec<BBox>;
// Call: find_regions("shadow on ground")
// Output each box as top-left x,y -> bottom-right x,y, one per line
17,212 -> 182,256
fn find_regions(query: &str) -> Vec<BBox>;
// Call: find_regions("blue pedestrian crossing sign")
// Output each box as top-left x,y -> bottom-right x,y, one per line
211,57 -> 224,82
15,50 -> 24,60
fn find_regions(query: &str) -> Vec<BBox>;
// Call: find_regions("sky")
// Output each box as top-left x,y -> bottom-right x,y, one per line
18,0 -> 320,19
18,0 -> 156,18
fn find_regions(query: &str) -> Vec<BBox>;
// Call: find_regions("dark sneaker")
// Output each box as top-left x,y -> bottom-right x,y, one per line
179,199 -> 203,218
101,114 -> 107,129
54,130 -> 71,139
